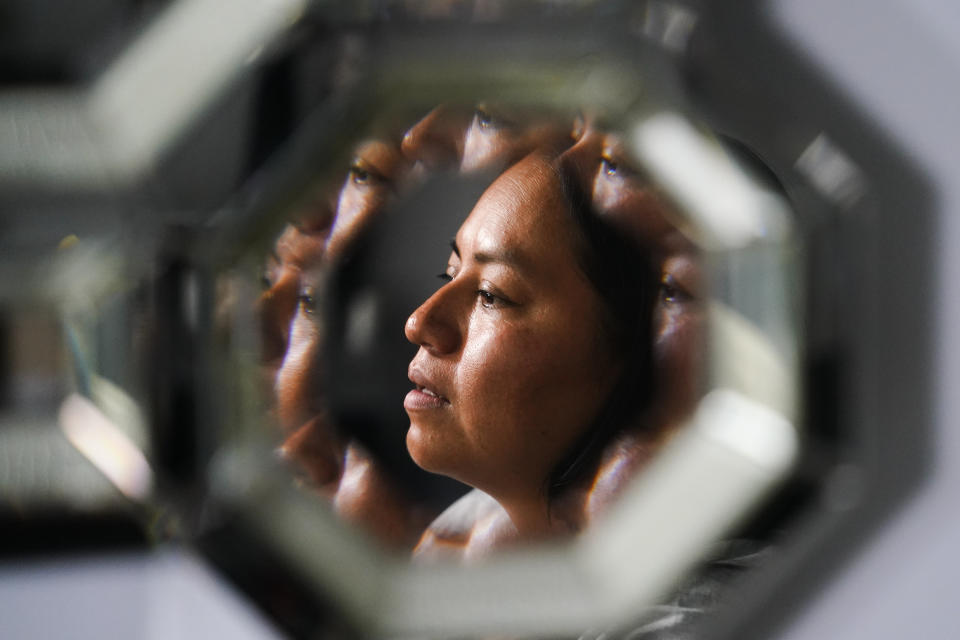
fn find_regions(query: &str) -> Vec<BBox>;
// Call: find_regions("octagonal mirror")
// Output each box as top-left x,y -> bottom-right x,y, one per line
0,1 -> 806,638
198,10 -> 801,637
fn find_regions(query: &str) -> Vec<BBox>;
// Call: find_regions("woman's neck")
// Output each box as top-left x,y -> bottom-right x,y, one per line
495,490 -> 574,540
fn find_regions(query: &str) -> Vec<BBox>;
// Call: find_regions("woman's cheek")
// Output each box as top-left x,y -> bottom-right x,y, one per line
461,131 -> 494,170
654,306 -> 685,371
654,304 -> 705,417
338,184 -> 389,227
275,312 -> 321,432
456,323 -> 536,435
328,185 -> 389,257
259,268 -> 301,369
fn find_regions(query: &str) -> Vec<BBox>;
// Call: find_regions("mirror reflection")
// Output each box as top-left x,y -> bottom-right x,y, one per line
255,104 -> 705,560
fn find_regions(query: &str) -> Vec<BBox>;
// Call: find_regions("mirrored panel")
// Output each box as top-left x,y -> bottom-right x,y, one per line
206,96 -> 799,639
245,103 -> 717,557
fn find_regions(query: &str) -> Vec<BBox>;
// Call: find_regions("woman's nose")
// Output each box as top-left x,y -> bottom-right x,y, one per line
558,120 -> 603,191
401,105 -> 471,170
404,287 -> 460,355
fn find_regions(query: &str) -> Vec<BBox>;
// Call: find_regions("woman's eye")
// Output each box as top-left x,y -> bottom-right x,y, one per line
436,262 -> 457,284
477,288 -> 514,309
348,163 -> 376,185
660,285 -> 678,303
350,168 -> 369,184
298,292 -> 317,315
600,156 -> 618,177
477,289 -> 498,308
660,278 -> 691,304
475,108 -> 495,130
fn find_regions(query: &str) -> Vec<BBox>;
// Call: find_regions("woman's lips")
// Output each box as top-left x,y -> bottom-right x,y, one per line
406,363 -> 450,410
404,386 -> 450,410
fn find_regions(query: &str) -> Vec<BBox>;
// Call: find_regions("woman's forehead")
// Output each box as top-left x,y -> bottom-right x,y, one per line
353,139 -> 405,178
455,156 -> 579,271
478,154 -> 563,217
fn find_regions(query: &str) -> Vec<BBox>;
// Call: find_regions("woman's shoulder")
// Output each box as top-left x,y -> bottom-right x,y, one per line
412,489 -> 518,562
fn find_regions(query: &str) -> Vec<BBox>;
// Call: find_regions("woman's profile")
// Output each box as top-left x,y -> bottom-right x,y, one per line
407,116 -> 707,560
404,149 -> 658,544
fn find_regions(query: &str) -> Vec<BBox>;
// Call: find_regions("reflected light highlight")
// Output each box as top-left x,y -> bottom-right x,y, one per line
59,393 -> 153,501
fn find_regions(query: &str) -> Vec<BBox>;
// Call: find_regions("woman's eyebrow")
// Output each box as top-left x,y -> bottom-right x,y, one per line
451,237 -> 531,271
350,157 -> 387,180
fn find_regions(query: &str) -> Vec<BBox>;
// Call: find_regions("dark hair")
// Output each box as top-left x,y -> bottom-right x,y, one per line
544,159 -> 659,501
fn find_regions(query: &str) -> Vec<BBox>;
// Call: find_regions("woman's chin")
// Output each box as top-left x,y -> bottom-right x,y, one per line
405,423 -> 438,472
405,422 -> 462,482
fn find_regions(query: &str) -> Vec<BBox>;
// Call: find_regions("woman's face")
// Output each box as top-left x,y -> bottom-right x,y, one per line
560,127 -> 675,247
401,104 -> 473,171
281,139 -> 409,428
401,104 -> 573,174
325,139 -> 408,262
259,225 -> 327,377
275,138 -> 408,451
560,125 -> 705,427
403,154 -> 620,499
653,246 -> 705,425
274,266 -> 323,434
459,104 -> 572,173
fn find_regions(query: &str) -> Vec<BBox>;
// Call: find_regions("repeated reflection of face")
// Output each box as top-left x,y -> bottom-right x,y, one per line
279,263 -> 433,539
324,139 -> 409,262
401,103 -> 572,175
259,225 -> 327,383
403,153 -> 619,533
653,245 -> 705,426
561,124 -> 705,430
276,138 -> 439,540
274,263 -> 322,434
400,104 -> 472,171
278,139 -> 409,435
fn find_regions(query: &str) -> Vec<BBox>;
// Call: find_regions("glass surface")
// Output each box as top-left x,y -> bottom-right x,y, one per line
237,103 -> 713,557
